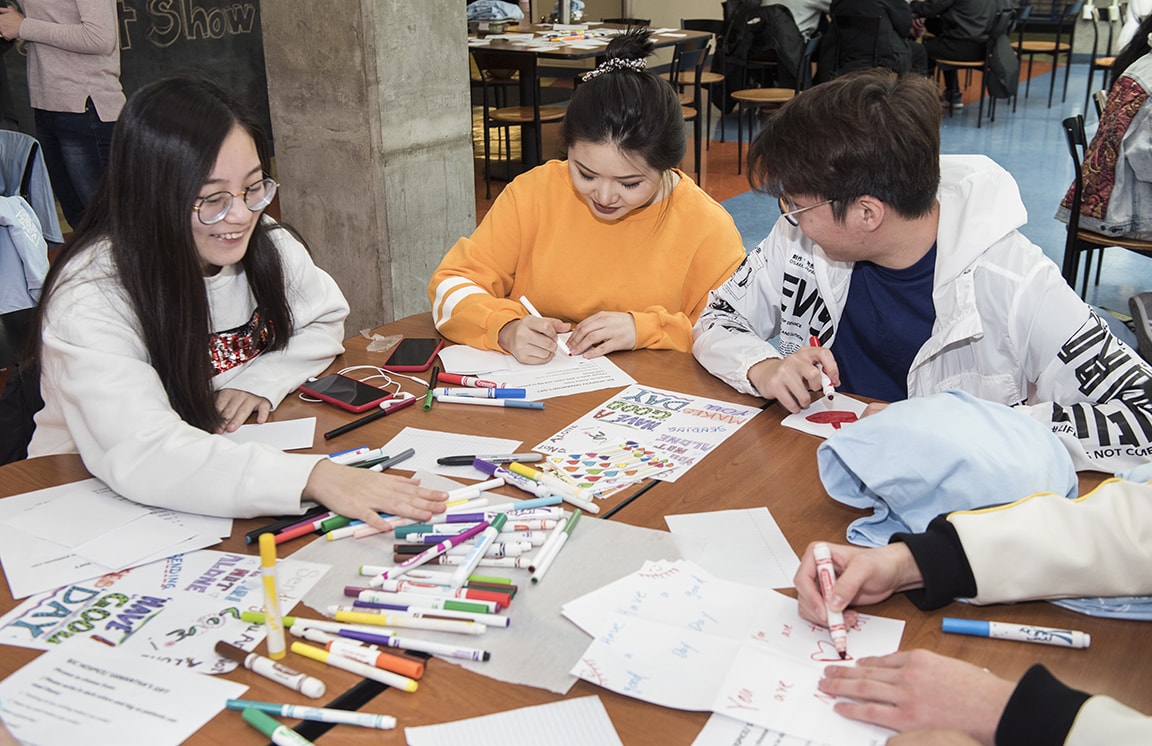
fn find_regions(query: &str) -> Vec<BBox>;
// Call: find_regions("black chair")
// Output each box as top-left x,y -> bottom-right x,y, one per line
470,49 -> 567,199
680,18 -> 729,145
0,307 -> 40,465
1060,114 -> 1152,298
1084,3 -> 1122,114
731,34 -> 821,174
666,35 -> 712,184
602,17 -> 650,26
0,307 -> 33,371
936,8 -> 1018,128
1092,88 -> 1108,118
1014,0 -> 1083,108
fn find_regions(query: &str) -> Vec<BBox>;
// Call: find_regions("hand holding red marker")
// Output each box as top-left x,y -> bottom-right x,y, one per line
813,542 -> 848,659
808,335 -> 836,400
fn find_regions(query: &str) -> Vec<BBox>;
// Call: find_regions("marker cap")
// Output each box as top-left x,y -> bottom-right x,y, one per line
241,707 -> 316,745
941,618 -> 990,636
241,707 -> 284,739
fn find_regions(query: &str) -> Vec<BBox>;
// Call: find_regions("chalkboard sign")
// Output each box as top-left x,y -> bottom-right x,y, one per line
2,0 -> 273,146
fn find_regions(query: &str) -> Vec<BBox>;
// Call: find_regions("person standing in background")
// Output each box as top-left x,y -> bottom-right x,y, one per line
0,0 -> 124,229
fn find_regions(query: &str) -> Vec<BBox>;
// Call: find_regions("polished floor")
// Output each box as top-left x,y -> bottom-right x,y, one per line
473,58 -> 1151,322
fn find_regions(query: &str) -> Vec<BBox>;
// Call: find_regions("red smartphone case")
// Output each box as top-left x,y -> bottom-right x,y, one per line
299,375 -> 394,413
381,338 -> 445,372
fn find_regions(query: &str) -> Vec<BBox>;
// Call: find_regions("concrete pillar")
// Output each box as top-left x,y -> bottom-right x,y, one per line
259,1 -> 475,333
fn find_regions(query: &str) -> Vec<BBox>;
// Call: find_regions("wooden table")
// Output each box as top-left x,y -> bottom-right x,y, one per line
468,24 -> 712,169
1,314 -> 1146,745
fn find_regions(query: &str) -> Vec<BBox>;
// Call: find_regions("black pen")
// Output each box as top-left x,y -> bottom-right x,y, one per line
244,504 -> 330,544
324,396 -> 418,440
436,453 -> 544,466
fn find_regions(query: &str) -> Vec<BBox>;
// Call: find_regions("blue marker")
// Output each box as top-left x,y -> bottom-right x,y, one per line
941,617 -> 1090,648
433,387 -> 528,399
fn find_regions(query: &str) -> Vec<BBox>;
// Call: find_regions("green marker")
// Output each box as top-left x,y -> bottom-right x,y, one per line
531,509 -> 581,584
241,706 -> 315,746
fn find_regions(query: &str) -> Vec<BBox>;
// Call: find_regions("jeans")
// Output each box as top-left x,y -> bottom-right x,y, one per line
34,99 -> 116,229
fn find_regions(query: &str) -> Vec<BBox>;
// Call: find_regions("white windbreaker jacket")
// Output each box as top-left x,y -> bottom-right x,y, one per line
693,155 -> 1152,472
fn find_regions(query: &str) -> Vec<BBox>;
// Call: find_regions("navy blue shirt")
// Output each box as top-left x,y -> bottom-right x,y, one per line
834,243 -> 937,401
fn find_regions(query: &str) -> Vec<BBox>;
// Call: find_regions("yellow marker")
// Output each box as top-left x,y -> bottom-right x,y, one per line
290,641 -> 419,692
258,533 -> 286,660
331,609 -> 485,636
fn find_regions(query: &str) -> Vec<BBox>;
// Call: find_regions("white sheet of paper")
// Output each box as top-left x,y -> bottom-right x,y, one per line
2,485 -> 150,546
0,479 -> 229,600
404,696 -> 623,746
375,427 -> 523,478
691,714 -> 829,746
72,513 -> 197,570
438,343 -> 582,375
497,355 -> 634,400
665,508 -> 800,589
223,416 -> 316,450
0,640 -> 247,746
437,346 -> 634,401
565,560 -> 901,745
781,395 -> 869,438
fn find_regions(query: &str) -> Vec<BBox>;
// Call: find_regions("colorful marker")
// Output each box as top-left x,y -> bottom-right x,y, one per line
370,522 -> 491,583
241,707 -> 316,746
290,641 -> 419,691
814,542 -> 848,659
942,618 -> 1090,648
228,699 -> 395,730
435,394 -> 545,410
215,640 -> 325,698
437,372 -> 501,388
258,533 -> 286,659
531,509 -> 581,584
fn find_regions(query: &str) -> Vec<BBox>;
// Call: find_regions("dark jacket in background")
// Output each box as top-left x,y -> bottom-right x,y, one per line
910,0 -> 995,41
819,0 -> 919,79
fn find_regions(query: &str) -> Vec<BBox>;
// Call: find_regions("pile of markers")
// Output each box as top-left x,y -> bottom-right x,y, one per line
227,488 -> 584,742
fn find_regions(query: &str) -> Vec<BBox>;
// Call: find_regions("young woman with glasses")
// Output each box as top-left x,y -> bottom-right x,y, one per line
27,75 -> 447,526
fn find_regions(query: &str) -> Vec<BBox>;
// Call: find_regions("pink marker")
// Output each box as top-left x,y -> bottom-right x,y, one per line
370,521 -> 490,583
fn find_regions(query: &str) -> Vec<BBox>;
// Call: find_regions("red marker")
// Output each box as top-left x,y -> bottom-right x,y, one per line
437,372 -> 500,389
808,335 -> 836,400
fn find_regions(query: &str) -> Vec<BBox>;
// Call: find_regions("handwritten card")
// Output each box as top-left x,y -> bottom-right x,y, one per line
535,385 -> 761,482
564,560 -> 901,745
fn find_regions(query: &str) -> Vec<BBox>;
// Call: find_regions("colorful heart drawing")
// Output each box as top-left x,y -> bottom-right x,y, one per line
805,410 -> 859,430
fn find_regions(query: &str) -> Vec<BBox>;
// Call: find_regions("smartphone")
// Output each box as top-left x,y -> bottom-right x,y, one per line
382,337 -> 445,372
299,374 -> 394,413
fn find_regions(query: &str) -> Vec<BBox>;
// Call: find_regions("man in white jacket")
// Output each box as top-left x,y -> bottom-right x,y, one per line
692,69 -> 1152,474
792,478 -> 1152,744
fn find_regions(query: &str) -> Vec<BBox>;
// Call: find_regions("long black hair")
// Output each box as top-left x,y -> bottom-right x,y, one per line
560,28 -> 686,172
32,75 -> 292,432
1112,14 -> 1152,83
